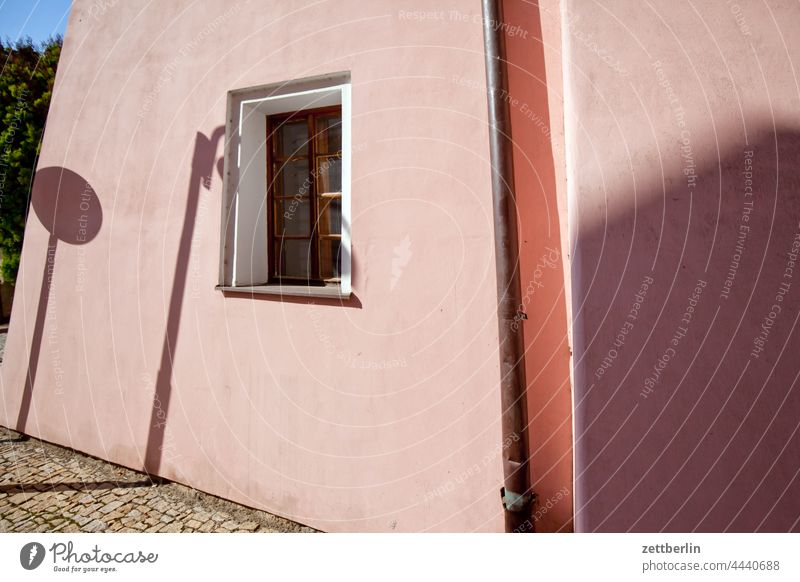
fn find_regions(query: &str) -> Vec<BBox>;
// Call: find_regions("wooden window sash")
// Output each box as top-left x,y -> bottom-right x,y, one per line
266,106 -> 342,284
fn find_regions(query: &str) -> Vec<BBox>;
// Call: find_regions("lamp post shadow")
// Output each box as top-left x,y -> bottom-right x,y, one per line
16,167 -> 102,433
143,127 -> 225,476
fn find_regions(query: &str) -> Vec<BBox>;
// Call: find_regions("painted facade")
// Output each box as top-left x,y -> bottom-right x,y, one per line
2,0 -> 799,532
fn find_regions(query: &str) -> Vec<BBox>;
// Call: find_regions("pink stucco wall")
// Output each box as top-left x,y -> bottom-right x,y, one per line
504,0 -> 574,532
0,0 -> 510,532
565,0 -> 800,531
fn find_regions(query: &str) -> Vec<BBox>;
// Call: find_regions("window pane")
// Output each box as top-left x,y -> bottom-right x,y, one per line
315,114 -> 341,154
276,239 -> 311,279
316,156 -> 342,194
273,160 -> 310,197
319,238 -> 341,280
316,196 -> 341,235
277,199 -> 311,236
274,119 -> 308,156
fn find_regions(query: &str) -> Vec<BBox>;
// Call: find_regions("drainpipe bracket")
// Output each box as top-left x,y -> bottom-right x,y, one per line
501,487 -> 534,513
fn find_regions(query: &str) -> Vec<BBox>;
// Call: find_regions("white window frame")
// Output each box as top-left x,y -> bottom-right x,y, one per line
218,72 -> 352,298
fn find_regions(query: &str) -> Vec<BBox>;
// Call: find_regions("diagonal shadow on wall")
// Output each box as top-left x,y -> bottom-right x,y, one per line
573,126 -> 800,532
143,127 -> 225,476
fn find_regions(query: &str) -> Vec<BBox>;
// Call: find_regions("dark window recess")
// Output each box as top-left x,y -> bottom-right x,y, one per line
266,106 -> 343,285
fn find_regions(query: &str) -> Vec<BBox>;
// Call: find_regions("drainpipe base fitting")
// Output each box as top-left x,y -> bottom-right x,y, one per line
501,487 -> 534,513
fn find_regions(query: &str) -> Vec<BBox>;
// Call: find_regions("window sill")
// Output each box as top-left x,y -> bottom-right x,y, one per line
215,284 -> 351,299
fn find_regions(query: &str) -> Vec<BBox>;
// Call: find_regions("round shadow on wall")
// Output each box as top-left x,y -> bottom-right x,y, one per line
30,166 -> 102,245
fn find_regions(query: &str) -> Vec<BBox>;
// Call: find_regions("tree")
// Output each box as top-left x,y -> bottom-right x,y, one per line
0,36 -> 61,284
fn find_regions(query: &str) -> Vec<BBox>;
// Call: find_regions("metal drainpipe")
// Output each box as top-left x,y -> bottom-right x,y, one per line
481,0 -> 534,532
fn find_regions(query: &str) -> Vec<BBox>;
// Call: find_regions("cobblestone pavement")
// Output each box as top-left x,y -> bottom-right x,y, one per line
0,426 -> 315,533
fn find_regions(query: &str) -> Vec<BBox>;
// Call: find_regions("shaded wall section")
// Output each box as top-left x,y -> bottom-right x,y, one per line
504,0 -> 573,532
565,0 -> 800,531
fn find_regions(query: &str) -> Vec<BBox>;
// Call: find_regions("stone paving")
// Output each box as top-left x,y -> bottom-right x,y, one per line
0,425 -> 315,533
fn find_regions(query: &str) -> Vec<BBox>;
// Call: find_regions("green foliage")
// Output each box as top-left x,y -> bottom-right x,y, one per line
0,36 -> 61,284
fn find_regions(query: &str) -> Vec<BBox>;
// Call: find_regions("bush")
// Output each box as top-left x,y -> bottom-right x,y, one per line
0,36 -> 61,284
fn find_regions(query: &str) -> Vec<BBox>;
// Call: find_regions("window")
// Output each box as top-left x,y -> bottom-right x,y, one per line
267,107 -> 342,284
218,74 -> 351,298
